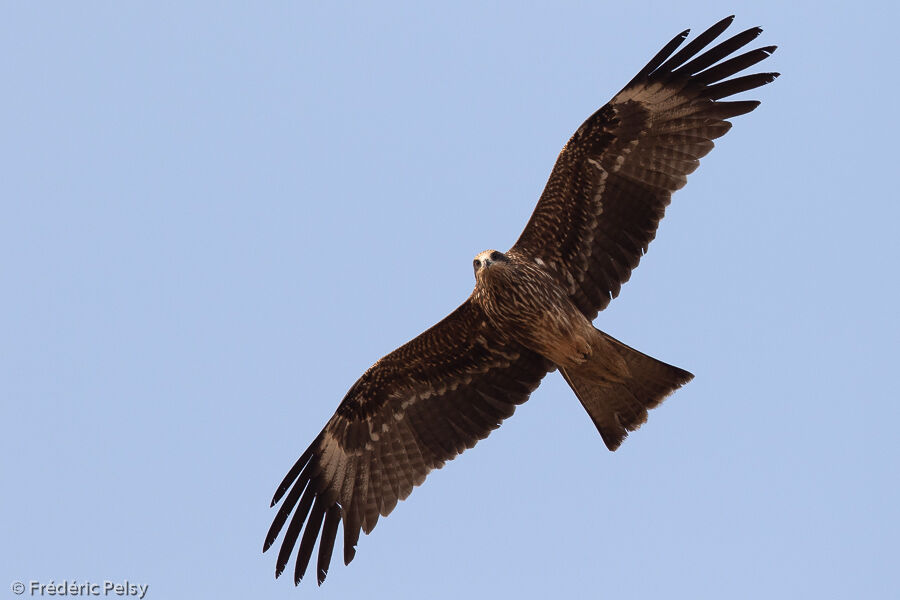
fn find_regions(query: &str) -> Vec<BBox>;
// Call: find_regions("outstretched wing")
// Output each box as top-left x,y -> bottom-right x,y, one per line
512,16 -> 778,320
264,299 -> 553,585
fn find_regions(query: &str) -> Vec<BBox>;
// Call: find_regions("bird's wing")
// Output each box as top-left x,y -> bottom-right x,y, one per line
264,299 -> 553,585
511,16 -> 778,320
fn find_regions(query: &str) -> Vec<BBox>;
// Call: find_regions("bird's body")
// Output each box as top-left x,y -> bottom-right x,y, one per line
474,249 -> 598,370
265,16 -> 778,586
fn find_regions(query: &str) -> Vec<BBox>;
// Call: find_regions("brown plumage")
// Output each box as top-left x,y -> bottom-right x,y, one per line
265,15 -> 777,585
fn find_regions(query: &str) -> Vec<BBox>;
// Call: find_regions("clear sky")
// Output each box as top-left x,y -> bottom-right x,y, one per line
2,2 -> 898,599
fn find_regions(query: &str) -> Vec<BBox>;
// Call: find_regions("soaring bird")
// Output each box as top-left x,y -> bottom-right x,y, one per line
265,15 -> 777,585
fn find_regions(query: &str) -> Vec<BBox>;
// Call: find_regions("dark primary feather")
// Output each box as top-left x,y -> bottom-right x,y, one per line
512,15 -> 778,320
264,299 -> 552,584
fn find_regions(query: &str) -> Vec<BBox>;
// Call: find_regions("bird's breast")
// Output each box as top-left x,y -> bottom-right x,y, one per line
474,260 -> 594,366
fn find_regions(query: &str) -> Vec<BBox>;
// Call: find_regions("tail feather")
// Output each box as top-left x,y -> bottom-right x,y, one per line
561,331 -> 693,451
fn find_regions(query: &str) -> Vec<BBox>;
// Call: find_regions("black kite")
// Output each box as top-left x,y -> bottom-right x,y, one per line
264,16 -> 777,585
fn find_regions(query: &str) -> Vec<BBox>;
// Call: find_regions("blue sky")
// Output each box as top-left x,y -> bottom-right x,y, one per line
2,2 -> 898,598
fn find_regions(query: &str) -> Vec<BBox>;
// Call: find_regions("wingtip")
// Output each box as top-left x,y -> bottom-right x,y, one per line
271,485 -> 288,506
704,15 -> 734,34
718,15 -> 736,27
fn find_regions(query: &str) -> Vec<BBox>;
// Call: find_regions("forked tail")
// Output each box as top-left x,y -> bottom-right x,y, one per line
561,331 -> 693,451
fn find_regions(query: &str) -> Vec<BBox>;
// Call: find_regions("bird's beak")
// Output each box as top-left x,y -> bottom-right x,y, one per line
482,258 -> 493,268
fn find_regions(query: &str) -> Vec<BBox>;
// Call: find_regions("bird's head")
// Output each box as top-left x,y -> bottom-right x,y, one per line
473,249 -> 510,281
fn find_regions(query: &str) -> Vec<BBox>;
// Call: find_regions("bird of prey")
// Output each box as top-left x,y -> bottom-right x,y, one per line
265,15 -> 777,586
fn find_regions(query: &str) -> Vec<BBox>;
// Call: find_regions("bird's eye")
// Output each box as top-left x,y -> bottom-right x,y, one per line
473,259 -> 481,270
490,251 -> 503,261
